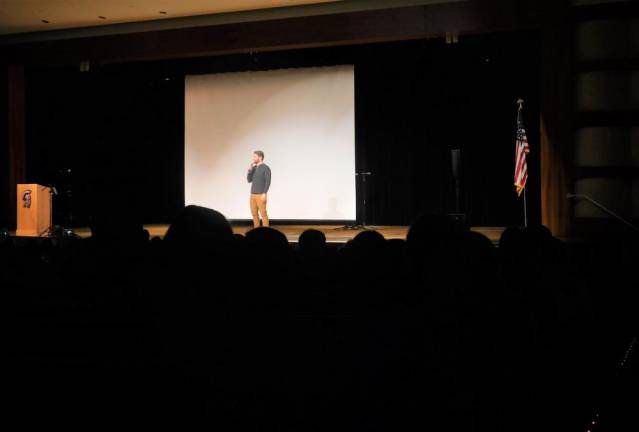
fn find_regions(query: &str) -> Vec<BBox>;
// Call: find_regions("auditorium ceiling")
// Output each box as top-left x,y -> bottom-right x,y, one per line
0,0 -> 344,35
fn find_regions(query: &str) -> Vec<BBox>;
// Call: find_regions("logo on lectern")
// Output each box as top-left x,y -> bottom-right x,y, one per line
23,190 -> 32,208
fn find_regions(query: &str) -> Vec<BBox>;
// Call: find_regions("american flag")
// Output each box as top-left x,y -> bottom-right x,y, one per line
514,103 -> 529,197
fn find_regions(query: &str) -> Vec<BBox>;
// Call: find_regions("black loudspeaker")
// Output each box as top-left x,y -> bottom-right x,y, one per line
451,149 -> 461,180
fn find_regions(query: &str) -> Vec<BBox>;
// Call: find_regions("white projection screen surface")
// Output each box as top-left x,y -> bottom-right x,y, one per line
184,65 -> 356,221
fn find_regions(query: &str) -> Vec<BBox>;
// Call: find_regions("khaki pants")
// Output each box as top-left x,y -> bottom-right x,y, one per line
250,193 -> 269,227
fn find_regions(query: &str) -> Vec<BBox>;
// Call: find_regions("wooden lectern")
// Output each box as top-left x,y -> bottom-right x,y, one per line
16,184 -> 52,237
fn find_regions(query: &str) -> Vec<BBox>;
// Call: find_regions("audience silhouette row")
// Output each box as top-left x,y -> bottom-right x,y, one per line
3,205 -> 637,430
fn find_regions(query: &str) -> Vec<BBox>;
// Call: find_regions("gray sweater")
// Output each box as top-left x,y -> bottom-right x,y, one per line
247,164 -> 271,194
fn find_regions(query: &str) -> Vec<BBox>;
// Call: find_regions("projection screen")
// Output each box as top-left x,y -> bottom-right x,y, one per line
184,65 -> 356,220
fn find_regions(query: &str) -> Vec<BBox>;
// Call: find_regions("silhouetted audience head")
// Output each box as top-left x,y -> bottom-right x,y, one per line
498,226 -> 523,252
164,205 -> 232,250
90,212 -> 148,246
386,238 -> 407,261
460,230 -> 497,278
298,229 -> 327,254
461,231 -> 495,262
350,230 -> 386,256
407,213 -> 463,260
245,226 -> 290,262
86,187 -> 149,246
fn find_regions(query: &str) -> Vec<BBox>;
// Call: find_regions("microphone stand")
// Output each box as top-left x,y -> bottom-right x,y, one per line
59,168 -> 75,237
40,185 -> 58,237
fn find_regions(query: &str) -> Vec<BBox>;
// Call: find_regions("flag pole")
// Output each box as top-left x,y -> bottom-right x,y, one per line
517,98 -> 528,228
523,188 -> 528,228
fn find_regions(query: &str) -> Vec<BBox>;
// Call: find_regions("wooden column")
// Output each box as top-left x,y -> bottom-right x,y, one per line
0,67 -> 6,228
7,65 -> 26,229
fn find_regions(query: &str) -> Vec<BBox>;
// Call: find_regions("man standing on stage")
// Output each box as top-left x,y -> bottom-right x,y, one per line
247,150 -> 271,227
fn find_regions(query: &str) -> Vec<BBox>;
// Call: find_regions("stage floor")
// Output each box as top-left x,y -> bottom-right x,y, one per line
68,224 -> 506,243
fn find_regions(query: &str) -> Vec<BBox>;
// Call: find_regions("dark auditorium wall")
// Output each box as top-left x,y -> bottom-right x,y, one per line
23,31 -> 539,227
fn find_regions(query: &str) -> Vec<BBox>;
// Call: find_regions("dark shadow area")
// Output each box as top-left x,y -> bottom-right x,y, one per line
4,207 -> 637,430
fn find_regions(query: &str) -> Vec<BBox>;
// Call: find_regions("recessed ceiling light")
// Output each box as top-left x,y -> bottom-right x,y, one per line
41,19 -> 49,24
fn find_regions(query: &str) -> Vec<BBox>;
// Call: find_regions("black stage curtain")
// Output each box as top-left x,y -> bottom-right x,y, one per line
23,32 -> 539,228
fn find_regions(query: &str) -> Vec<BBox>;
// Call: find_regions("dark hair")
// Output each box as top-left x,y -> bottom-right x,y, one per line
254,150 -> 264,160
